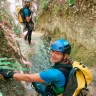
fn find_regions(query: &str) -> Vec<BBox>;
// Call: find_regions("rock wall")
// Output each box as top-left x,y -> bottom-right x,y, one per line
36,0 -> 96,51
0,6 -> 28,96
35,0 -> 96,65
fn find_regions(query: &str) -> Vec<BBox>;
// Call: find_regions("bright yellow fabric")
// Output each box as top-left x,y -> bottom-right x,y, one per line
18,13 -> 23,23
73,61 -> 92,85
57,94 -> 62,96
73,61 -> 92,96
16,7 -> 24,23
16,7 -> 22,14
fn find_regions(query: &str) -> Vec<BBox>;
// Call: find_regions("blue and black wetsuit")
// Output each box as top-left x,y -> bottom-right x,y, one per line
32,60 -> 72,96
23,6 -> 34,44
32,68 -> 65,96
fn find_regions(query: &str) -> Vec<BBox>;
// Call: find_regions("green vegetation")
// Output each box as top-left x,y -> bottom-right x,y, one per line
0,58 -> 28,71
0,2 -> 28,96
68,0 -> 74,5
0,8 -> 21,36
39,0 -> 48,10
13,24 -> 21,35
0,57 -> 28,95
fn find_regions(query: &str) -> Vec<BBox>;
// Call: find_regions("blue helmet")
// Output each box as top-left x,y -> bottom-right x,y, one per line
51,39 -> 71,54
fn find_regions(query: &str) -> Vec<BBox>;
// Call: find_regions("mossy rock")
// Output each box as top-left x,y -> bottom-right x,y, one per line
0,79 -> 27,96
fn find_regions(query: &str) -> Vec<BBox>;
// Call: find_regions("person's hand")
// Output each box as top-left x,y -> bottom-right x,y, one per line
29,15 -> 32,19
0,69 -> 14,79
22,60 -> 31,67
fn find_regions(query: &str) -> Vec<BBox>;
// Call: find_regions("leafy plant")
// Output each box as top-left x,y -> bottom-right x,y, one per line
0,58 -> 28,71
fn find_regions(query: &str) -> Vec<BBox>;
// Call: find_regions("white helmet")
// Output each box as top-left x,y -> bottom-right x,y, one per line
24,0 -> 31,2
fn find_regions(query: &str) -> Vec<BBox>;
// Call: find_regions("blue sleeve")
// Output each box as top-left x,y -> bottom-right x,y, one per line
23,9 -> 29,17
39,68 -> 66,87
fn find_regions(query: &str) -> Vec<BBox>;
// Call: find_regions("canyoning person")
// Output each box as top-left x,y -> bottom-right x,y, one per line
23,0 -> 34,45
0,39 -> 72,96
0,38 -> 93,96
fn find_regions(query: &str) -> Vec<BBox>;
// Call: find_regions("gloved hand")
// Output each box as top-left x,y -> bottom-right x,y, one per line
0,69 -> 14,79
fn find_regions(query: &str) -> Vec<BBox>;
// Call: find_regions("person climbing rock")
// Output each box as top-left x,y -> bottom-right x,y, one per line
0,39 -> 72,96
23,0 -> 34,45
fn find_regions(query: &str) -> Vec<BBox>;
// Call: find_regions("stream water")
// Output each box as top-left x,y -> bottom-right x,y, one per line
10,0 -> 52,72
6,0 -> 52,72
19,32 -> 52,73
6,0 -> 53,92
18,31 -> 52,92
28,33 -> 52,73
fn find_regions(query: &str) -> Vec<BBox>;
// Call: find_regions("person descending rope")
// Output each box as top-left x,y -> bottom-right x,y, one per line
0,39 -> 92,96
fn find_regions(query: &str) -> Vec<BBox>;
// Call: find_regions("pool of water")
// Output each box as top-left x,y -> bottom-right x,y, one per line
28,34 -> 52,73
19,32 -> 53,73
18,32 -> 53,92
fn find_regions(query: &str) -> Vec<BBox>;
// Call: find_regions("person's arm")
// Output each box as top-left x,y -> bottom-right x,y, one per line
0,69 -> 44,82
26,15 -> 32,22
13,73 -> 44,82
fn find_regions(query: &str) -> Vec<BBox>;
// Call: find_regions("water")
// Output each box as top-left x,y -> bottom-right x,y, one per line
18,31 -> 52,73
18,32 -> 52,92
6,0 -> 52,92
28,33 -> 52,73
7,0 -> 52,73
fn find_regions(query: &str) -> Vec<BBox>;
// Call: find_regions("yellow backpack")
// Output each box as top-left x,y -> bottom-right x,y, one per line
62,61 -> 92,96
53,61 -> 92,96
16,7 -> 25,23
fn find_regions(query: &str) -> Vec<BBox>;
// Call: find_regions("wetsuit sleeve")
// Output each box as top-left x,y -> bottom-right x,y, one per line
23,9 -> 29,17
39,68 -> 66,87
